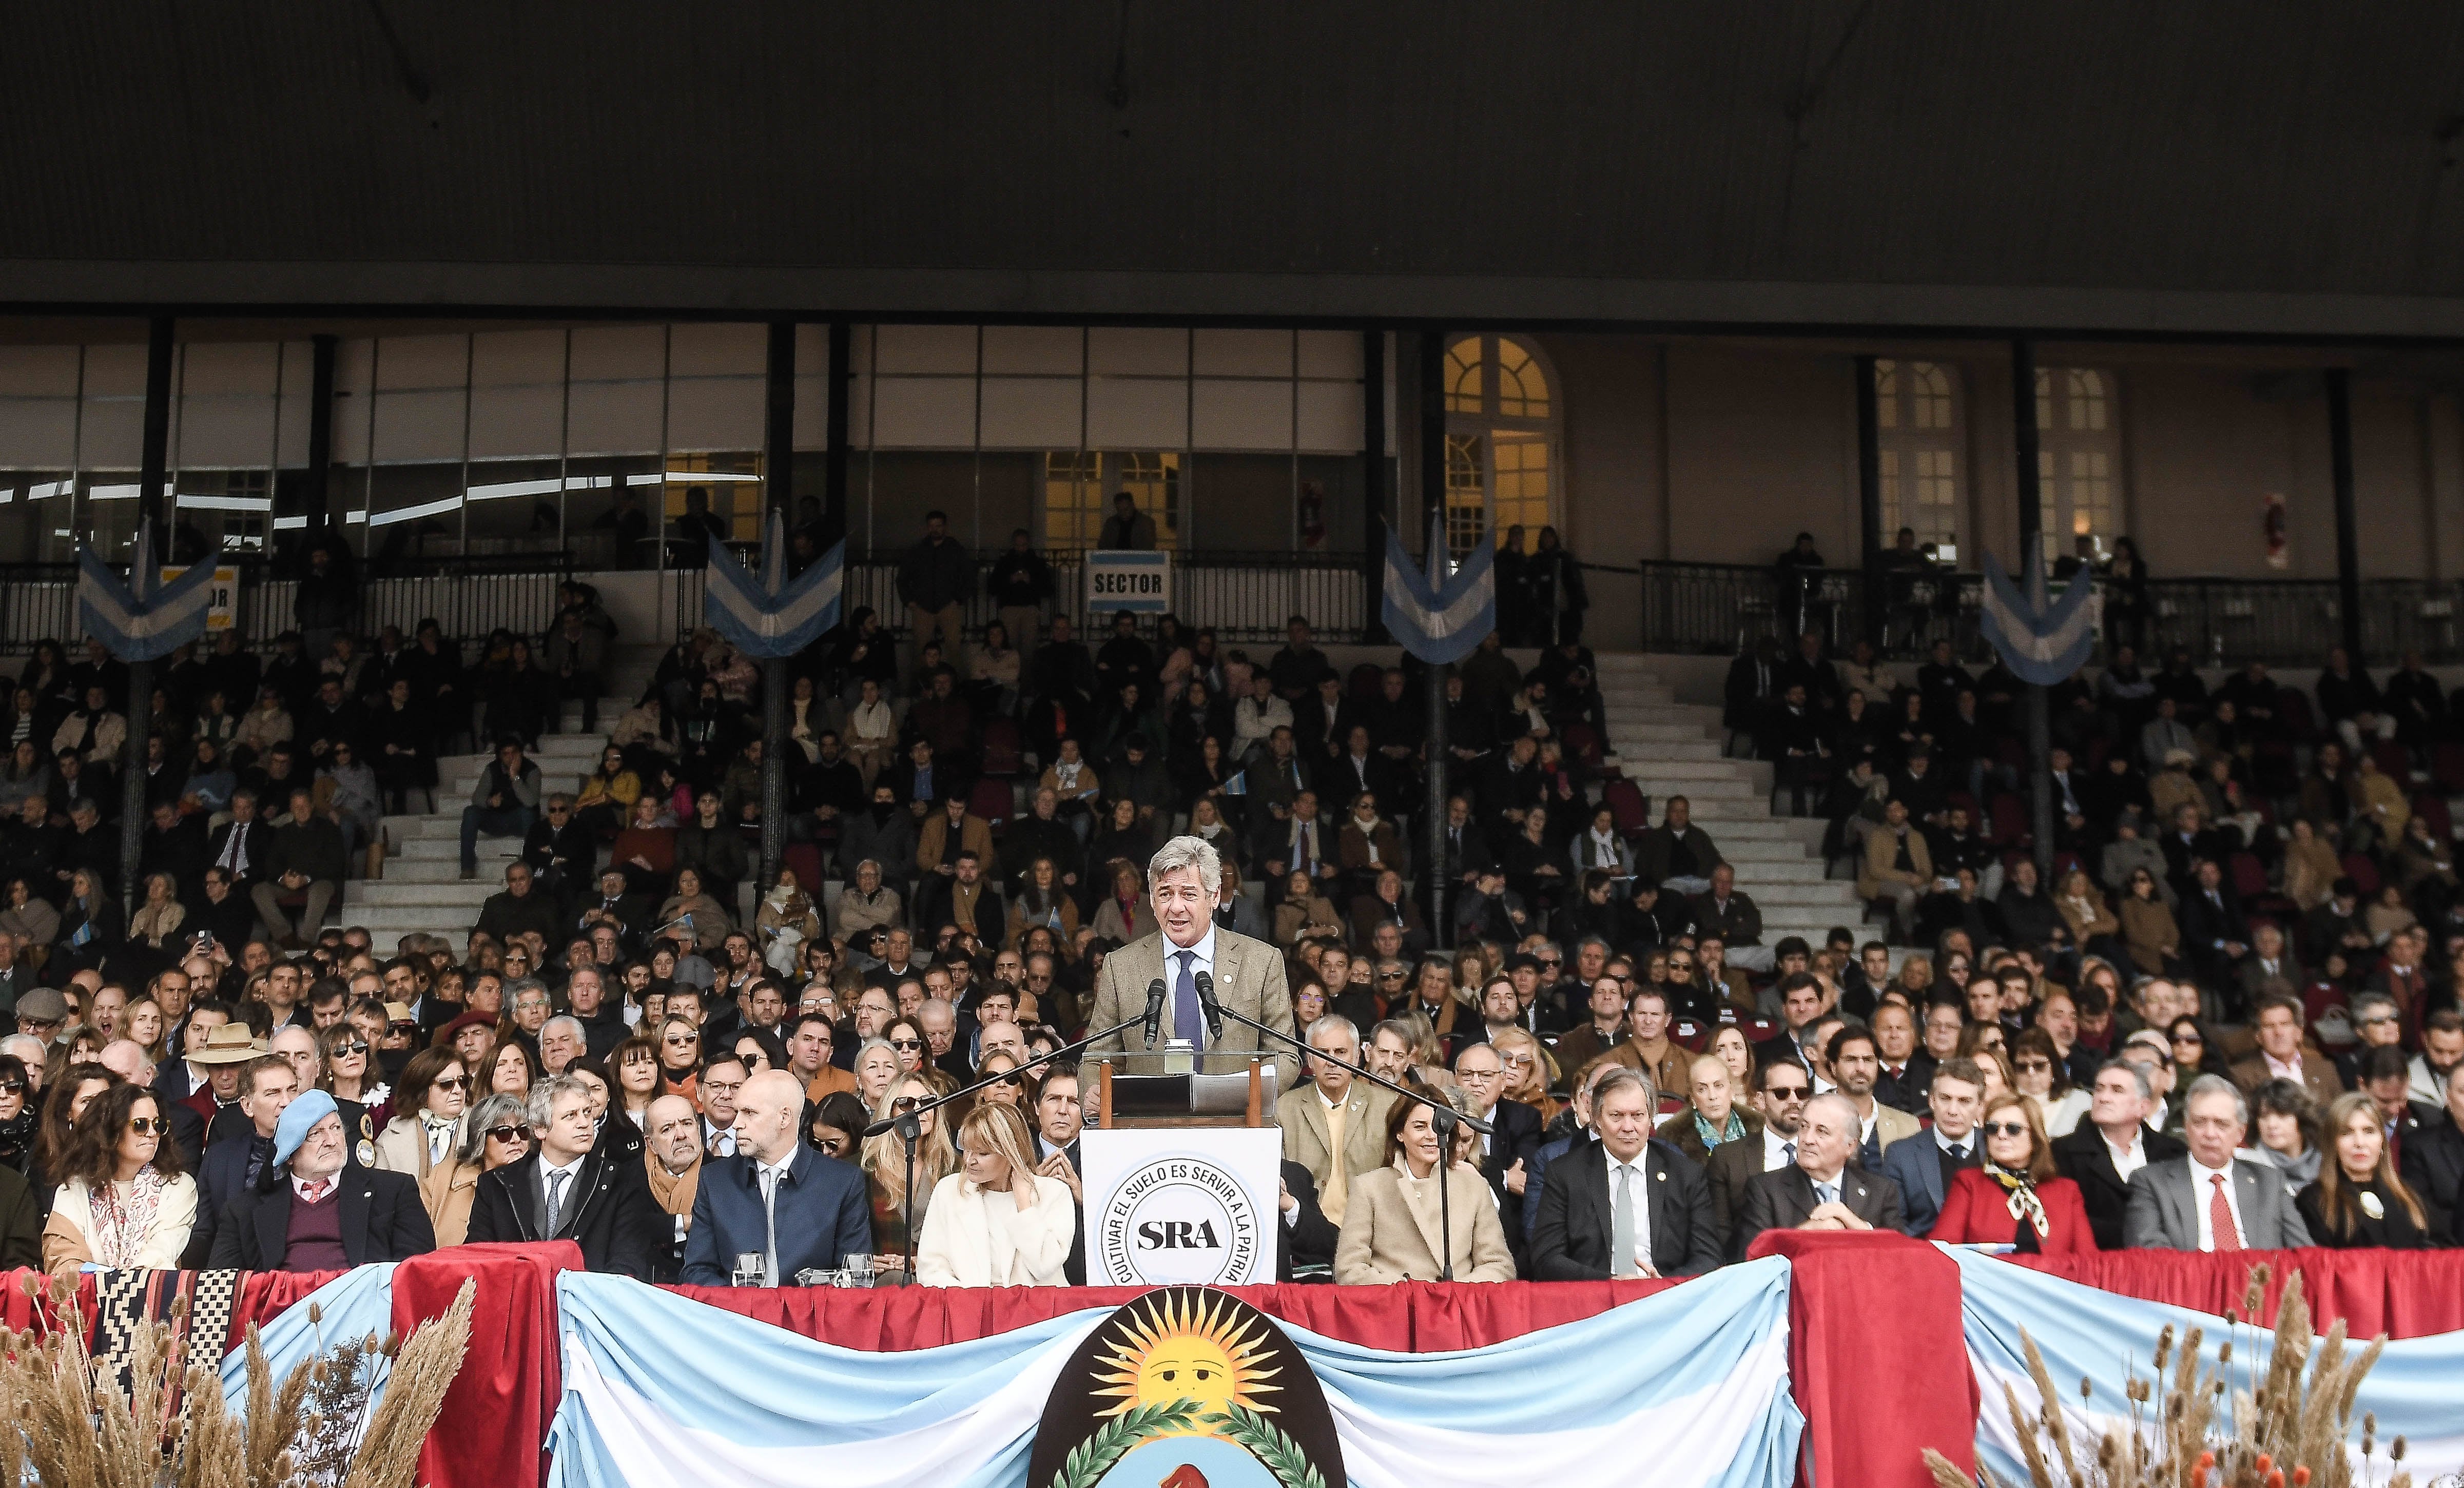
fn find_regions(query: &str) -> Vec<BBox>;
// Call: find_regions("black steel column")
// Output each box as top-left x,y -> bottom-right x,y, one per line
760,321 -> 797,894
121,317 -> 174,907
2326,368 -> 2364,663
1854,354 -> 1884,649
1361,330 -> 1387,643
824,320 -> 852,550
2010,339 -> 2053,874
1417,329 -> 1450,948
300,334 -> 338,545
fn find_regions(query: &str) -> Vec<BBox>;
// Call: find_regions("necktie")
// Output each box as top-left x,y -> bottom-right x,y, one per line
1815,1180 -> 1839,1207
1322,1101 -> 1350,1224
2207,1173 -> 2242,1252
1298,823 -> 1314,873
759,1166 -> 781,1287
545,1170 -> 569,1236
1949,1144 -> 1968,1162
1780,1141 -> 1796,1167
1173,950 -> 1204,1045
301,1178 -> 332,1204
1610,1165 -> 1639,1278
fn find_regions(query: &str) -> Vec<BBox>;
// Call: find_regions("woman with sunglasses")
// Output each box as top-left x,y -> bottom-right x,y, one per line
882,1016 -> 929,1077
419,1091 -> 532,1247
2162,1014 -> 2232,1081
972,1052 -> 1027,1113
861,1071 -> 956,1275
318,1022 -> 390,1113
653,1015 -> 703,1103
1926,1094 -> 2096,1253
806,1091 -> 869,1162
2009,1027 -> 2090,1138
0,1055 -> 33,1177
2297,1091 -> 2434,1250
370,1049 -> 471,1179
42,1083 -> 194,1277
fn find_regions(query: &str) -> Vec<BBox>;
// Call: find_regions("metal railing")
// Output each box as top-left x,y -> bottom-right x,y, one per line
675,549 -> 1371,647
0,554 -> 575,656
1637,560 -> 2464,665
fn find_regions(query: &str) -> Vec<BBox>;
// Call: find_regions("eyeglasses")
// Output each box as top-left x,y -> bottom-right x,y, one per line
890,1095 -> 921,1113
126,1117 -> 170,1136
663,1034 -> 697,1047
0,1080 -> 23,1095
486,1125 -> 533,1143
1767,1087 -> 1809,1101
890,1039 -> 923,1051
1978,1121 -> 2030,1139
1377,971 -> 1407,982
433,1075 -> 471,1090
334,1040 -> 369,1055
2013,1059 -> 2052,1072
1536,957 -> 1562,968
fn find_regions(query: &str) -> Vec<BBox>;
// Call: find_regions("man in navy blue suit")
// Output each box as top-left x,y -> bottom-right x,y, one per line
1875,1056 -> 1986,1237
683,1069 -> 872,1286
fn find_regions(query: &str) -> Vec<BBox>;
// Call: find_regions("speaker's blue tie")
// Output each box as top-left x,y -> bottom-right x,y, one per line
1173,949 -> 1204,1044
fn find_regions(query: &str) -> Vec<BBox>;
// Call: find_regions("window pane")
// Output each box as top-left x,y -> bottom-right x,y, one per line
1445,338 -> 1482,415
1444,433 -> 1486,556
1495,339 -> 1549,419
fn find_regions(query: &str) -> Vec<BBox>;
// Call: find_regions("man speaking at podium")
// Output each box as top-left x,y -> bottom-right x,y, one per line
1085,836 -> 1298,1094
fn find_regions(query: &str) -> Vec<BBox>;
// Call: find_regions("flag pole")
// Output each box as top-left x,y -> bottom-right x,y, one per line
759,322 -> 795,897
2010,338 -> 2055,876
121,316 -> 174,909
1424,517 -> 1451,952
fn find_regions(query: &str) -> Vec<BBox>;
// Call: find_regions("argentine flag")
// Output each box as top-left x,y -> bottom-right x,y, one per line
1976,546 -> 2096,686
547,1263 -> 1803,1488
704,511 -> 845,659
1383,516 -> 1496,666
78,525 -> 221,662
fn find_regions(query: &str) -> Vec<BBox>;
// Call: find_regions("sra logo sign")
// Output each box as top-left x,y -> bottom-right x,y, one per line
1096,1157 -> 1261,1285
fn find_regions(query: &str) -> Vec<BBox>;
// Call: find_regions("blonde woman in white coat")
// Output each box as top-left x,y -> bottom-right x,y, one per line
914,1103 -> 1074,1287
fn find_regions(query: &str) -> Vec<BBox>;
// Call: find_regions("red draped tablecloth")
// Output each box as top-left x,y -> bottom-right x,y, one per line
663,1276 -> 1677,1351
1747,1230 -> 1975,1488
2006,1247 -> 2464,1340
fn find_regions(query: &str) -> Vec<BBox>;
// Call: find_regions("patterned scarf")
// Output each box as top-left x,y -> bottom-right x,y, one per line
87,1170 -> 167,1269
1984,1162 -> 2050,1240
1693,1109 -> 1746,1149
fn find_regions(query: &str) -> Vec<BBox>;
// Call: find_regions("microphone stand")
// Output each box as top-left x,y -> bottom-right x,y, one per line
862,1005 -> 1159,1285
1200,986 -> 1488,1282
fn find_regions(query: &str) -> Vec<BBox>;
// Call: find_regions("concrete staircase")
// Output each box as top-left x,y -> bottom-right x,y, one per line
347,651 -> 662,956
1593,653 -> 1867,947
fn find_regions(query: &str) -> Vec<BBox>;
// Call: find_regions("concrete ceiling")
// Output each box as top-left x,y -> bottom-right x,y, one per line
8,2 -> 2464,338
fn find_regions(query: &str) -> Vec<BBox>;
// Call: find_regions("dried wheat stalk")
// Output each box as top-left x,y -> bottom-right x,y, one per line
0,1270 -> 476,1488
1930,1266 -> 2412,1488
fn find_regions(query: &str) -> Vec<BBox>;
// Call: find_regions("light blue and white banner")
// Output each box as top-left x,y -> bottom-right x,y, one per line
547,1262 -> 1802,1488
1950,1250 -> 2463,1484
79,525 -> 221,661
1976,546 -> 2095,685
216,1262 -> 399,1418
704,511 -> 844,658
1383,516 -> 1495,665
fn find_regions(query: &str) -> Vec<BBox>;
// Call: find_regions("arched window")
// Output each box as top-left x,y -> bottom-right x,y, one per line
1873,359 -> 1965,561
1442,335 -> 1559,557
2035,367 -> 2122,565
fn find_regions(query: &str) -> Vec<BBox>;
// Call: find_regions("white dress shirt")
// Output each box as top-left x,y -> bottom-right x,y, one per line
1760,1127 -> 1797,1172
1604,1149 -> 1654,1274
2102,1126 -> 2149,1186
2189,1156 -> 2246,1251
539,1153 -> 586,1233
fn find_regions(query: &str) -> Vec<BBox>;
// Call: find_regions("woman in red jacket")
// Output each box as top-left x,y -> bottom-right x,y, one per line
1929,1093 -> 2099,1253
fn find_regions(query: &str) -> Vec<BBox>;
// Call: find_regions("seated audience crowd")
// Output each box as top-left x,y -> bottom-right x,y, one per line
2,517 -> 2460,1285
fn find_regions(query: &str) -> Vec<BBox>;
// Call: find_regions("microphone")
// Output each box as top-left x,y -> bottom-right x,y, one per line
1141,977 -> 1167,1047
1193,970 -> 1223,1043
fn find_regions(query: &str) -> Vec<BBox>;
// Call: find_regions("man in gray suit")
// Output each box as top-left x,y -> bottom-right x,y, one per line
2123,1074 -> 2311,1251
1876,1056 -> 1985,1237
1732,1091 -> 1905,1259
1085,836 -> 1298,1090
